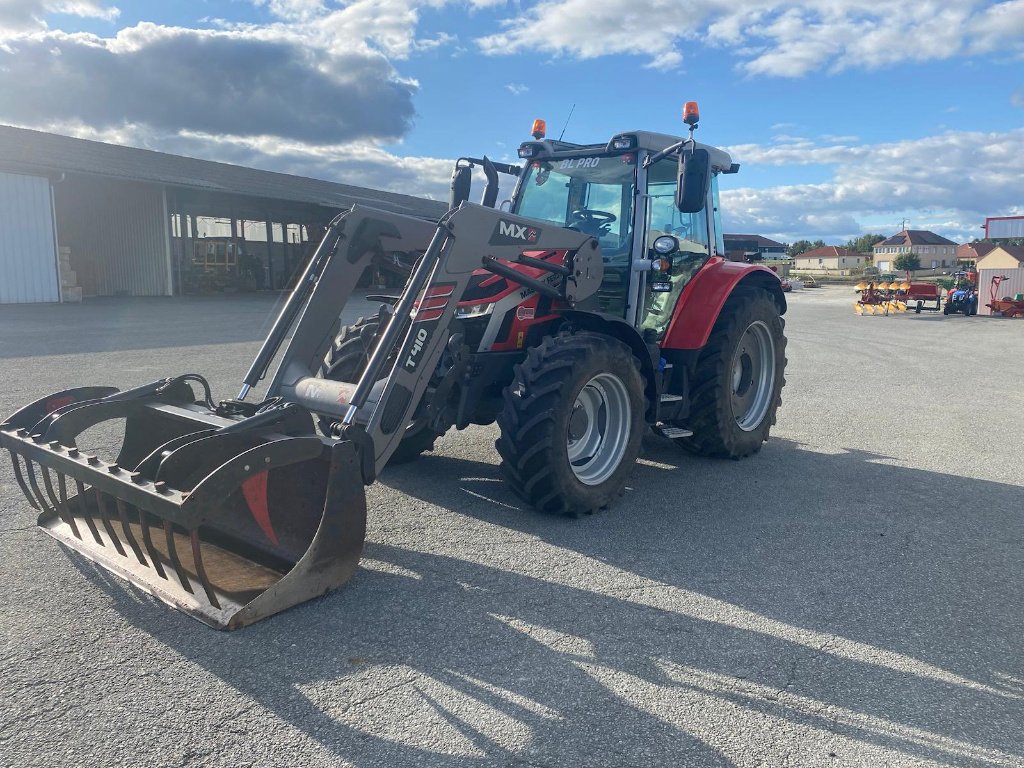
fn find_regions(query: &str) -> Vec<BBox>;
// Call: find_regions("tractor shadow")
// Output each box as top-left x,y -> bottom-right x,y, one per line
70,435 -> 1024,767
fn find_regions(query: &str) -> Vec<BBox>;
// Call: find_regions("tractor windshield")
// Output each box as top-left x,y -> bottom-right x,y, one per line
515,155 -> 636,261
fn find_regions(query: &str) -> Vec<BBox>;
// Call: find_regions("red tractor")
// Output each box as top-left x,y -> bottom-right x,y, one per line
2,104 -> 787,628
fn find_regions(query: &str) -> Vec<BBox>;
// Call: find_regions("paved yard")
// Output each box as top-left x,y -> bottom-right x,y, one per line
1,287 -> 1022,767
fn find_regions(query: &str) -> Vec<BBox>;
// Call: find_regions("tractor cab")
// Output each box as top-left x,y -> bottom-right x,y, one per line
511,109 -> 737,340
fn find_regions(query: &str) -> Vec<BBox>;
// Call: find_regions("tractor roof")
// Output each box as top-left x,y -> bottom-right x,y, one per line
523,130 -> 735,174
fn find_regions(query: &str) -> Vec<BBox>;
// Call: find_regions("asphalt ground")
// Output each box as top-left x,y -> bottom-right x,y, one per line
1,286 -> 1022,767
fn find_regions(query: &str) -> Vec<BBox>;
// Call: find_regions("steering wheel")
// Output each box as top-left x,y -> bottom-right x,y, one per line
571,209 -> 617,226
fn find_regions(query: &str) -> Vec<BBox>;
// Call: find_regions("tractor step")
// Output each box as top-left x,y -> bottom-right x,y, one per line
653,424 -> 693,439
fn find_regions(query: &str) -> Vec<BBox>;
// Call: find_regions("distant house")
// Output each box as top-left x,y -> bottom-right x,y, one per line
957,242 -> 998,266
976,245 -> 1024,270
723,234 -> 786,262
791,246 -> 867,275
873,230 -> 957,271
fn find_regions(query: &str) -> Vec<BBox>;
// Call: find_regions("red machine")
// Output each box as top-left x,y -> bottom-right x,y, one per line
903,282 -> 942,313
987,275 -> 1024,317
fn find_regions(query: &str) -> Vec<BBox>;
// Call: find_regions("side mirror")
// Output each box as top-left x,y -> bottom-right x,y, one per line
449,163 -> 472,210
676,147 -> 711,213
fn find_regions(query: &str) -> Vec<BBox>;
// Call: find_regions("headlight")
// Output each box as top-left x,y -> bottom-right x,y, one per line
653,235 -> 679,255
608,134 -> 637,151
455,303 -> 495,319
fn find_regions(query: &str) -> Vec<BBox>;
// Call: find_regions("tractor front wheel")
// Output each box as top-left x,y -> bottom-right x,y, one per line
496,332 -> 646,516
676,289 -> 786,459
321,317 -> 440,464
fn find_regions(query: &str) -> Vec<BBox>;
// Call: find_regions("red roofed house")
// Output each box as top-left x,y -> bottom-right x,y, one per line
957,242 -> 998,266
791,246 -> 867,275
873,229 -> 957,272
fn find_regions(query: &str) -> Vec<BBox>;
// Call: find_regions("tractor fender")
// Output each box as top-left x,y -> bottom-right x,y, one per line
662,258 -> 787,350
559,310 -> 660,423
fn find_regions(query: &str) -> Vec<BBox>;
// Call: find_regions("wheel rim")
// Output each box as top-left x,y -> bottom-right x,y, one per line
566,372 -> 632,486
731,320 -> 776,432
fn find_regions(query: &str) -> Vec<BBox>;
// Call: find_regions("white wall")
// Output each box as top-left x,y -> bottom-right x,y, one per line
0,171 -> 59,303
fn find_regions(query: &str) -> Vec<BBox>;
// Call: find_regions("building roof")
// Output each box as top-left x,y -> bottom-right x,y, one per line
980,245 -> 1024,264
875,229 -> 957,247
792,246 -> 865,261
957,242 -> 998,260
0,124 -> 447,220
723,234 -> 786,248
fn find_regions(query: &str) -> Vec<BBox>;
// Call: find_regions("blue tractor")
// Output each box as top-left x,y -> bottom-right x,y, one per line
943,270 -> 978,316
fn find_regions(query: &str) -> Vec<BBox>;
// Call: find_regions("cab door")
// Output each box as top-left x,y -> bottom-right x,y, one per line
638,158 -> 713,340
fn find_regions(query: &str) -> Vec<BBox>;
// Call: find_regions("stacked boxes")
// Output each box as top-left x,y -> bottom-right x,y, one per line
58,246 -> 82,302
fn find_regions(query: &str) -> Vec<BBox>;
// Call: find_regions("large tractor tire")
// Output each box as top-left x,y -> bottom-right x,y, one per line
676,289 -> 786,459
321,317 -> 439,464
496,332 -> 646,516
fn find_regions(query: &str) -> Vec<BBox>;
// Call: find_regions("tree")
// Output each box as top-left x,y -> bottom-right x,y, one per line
845,233 -> 887,253
787,239 -> 825,258
893,253 -> 921,272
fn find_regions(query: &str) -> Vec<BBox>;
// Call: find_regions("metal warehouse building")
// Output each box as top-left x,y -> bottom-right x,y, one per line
0,125 -> 446,304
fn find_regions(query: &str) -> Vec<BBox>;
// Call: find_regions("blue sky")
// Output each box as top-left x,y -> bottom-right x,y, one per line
1,0 -> 1022,244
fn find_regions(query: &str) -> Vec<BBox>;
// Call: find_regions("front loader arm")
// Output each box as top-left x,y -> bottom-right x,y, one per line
267,203 -> 601,477
0,203 -> 600,630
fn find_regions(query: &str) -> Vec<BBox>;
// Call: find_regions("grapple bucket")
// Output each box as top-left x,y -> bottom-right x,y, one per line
1,381 -> 366,630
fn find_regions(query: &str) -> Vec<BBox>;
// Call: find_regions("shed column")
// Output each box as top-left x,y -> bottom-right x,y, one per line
265,219 -> 275,289
161,187 -> 174,296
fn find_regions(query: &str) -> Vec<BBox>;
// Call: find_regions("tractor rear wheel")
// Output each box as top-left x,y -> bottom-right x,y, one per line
676,289 -> 786,459
496,332 -> 645,516
321,317 -> 439,464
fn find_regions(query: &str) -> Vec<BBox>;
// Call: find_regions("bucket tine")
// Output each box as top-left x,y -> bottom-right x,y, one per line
40,466 -> 81,539
162,520 -> 194,594
10,451 -> 39,510
114,498 -> 147,566
94,488 -> 127,557
189,530 -> 221,609
136,507 -> 167,579
24,457 -> 52,515
74,479 -> 104,546
54,470 -> 82,539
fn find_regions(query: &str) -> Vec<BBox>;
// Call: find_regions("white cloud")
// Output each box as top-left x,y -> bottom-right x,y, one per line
967,0 -> 1024,54
0,24 -> 416,143
505,82 -> 529,95
475,1 -> 1023,76
252,0 -> 325,22
172,130 -> 456,199
720,129 -> 1024,242
0,0 -> 118,31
